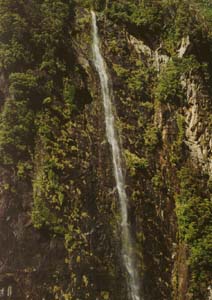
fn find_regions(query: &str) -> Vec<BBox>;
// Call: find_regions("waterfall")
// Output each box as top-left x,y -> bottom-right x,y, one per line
91,11 -> 141,300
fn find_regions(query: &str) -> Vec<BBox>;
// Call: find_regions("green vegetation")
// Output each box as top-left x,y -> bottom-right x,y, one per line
170,113 -> 186,165
144,126 -> 160,152
176,167 -> 212,297
0,98 -> 34,165
113,60 -> 154,99
154,57 -> 200,104
107,0 -> 212,71
194,1 -> 212,36
9,72 -> 39,100
0,0 -> 211,299
107,1 -> 164,34
124,149 -> 148,176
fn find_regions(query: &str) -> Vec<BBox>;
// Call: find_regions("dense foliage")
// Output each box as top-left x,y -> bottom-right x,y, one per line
176,166 -> 212,297
0,0 -> 211,299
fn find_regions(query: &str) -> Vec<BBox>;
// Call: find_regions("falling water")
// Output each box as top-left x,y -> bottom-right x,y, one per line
91,11 -> 141,300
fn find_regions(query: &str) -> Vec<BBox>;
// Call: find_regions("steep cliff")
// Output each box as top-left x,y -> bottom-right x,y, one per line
0,1 -> 211,300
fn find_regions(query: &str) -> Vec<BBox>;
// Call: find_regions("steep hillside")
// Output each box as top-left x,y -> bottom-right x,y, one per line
0,1 -> 211,300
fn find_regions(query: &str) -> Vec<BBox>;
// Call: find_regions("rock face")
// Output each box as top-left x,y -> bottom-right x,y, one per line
0,2 -> 211,300
184,78 -> 212,175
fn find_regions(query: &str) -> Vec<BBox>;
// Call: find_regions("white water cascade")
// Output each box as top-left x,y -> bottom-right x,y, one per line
91,11 -> 141,300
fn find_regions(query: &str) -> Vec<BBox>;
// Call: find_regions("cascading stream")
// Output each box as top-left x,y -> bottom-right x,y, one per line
91,11 -> 141,300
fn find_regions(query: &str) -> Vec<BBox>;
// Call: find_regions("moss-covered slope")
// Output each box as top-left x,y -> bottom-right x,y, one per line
0,1 -> 211,299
